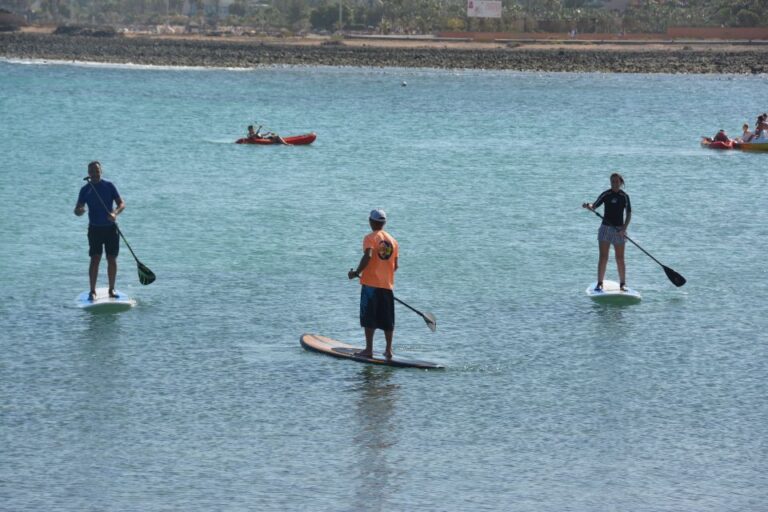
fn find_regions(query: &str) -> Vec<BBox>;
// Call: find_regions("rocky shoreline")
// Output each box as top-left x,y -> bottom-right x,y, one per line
2,32 -> 767,74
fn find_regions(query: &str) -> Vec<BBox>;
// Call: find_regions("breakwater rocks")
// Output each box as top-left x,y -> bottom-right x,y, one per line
2,32 -> 767,74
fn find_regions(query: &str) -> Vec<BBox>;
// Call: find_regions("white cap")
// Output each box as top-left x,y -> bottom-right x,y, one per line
369,209 -> 387,222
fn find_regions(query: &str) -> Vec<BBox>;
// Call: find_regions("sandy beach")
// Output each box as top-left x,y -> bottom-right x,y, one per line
2,29 -> 768,73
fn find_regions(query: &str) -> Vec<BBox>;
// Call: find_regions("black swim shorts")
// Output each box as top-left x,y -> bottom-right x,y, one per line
360,285 -> 395,331
88,225 -> 120,257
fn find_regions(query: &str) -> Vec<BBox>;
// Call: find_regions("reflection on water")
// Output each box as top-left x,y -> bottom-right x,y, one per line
79,309 -> 127,405
83,309 -> 124,329
350,366 -> 399,511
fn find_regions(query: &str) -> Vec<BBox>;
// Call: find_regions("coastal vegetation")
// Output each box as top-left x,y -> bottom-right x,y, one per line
2,0 -> 766,35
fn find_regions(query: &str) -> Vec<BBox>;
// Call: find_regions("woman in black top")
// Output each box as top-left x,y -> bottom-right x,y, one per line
582,173 -> 632,291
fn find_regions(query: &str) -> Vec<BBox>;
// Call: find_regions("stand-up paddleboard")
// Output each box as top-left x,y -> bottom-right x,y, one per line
76,287 -> 136,312
300,333 -> 443,369
586,280 -> 641,305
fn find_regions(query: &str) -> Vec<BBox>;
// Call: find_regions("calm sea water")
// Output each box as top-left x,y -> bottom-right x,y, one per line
1,59 -> 767,511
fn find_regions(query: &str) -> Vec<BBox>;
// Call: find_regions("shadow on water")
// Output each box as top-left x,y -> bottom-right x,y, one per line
349,366 -> 400,512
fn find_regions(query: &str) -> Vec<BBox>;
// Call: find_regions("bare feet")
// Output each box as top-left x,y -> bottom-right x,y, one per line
383,350 -> 393,360
88,290 -> 97,301
108,289 -> 118,298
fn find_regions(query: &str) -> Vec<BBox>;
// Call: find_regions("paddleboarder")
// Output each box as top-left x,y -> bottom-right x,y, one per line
582,173 -> 631,292
348,209 -> 399,359
74,161 -> 125,301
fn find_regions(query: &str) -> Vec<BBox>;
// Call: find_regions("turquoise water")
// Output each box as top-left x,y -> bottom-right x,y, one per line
1,59 -> 767,510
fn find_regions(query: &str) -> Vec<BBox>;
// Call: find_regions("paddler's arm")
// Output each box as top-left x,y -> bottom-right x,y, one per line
619,209 -> 631,236
74,201 -> 86,216
348,249 -> 372,279
108,198 -> 126,223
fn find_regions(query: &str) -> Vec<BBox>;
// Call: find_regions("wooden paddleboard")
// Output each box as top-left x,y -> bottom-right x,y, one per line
586,280 -> 641,305
76,287 -> 136,312
300,333 -> 443,369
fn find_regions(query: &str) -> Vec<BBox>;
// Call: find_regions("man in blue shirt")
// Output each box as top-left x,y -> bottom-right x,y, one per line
74,161 -> 125,301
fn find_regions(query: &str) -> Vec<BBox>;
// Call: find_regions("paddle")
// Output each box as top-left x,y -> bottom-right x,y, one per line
84,177 -> 156,285
394,296 -> 437,332
587,208 -> 686,287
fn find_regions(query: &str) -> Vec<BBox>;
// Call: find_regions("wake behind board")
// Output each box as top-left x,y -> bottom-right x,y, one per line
300,333 -> 443,369
586,280 -> 641,305
76,287 -> 136,312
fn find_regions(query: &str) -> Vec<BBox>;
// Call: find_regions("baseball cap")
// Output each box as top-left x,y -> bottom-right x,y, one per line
369,209 -> 387,222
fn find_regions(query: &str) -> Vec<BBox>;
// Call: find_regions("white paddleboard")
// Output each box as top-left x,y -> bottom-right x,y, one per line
76,287 -> 136,312
586,280 -> 641,305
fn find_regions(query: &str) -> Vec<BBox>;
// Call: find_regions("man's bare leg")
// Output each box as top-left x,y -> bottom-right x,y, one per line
356,327 -> 375,358
88,254 -> 101,300
383,329 -> 394,359
107,255 -> 118,297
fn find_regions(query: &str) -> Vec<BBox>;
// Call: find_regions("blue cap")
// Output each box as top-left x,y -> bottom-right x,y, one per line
369,209 -> 387,222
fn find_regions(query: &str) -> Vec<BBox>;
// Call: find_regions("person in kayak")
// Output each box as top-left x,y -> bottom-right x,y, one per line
348,209 -> 399,359
737,123 -> 754,143
74,161 -> 125,301
582,173 -> 631,292
247,124 -> 287,144
712,129 -> 730,143
753,114 -> 768,142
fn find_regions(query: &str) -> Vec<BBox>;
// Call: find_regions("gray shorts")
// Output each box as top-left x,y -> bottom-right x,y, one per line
598,224 -> 626,245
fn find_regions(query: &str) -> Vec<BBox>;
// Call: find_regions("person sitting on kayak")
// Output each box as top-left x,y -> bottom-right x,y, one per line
737,123 -> 754,143
753,114 -> 768,142
247,124 -> 287,144
712,129 -> 730,143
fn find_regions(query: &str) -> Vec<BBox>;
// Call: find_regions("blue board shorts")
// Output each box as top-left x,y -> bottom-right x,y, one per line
360,285 -> 395,331
598,224 -> 626,245
88,225 -> 120,257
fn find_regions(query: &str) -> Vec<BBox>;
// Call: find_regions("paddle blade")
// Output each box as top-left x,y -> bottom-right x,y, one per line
137,262 -> 156,285
423,312 -> 437,332
664,266 -> 686,287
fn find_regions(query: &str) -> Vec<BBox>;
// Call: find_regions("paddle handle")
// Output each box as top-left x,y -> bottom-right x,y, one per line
114,224 -> 140,262
395,296 -> 437,331
394,296 -> 421,316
